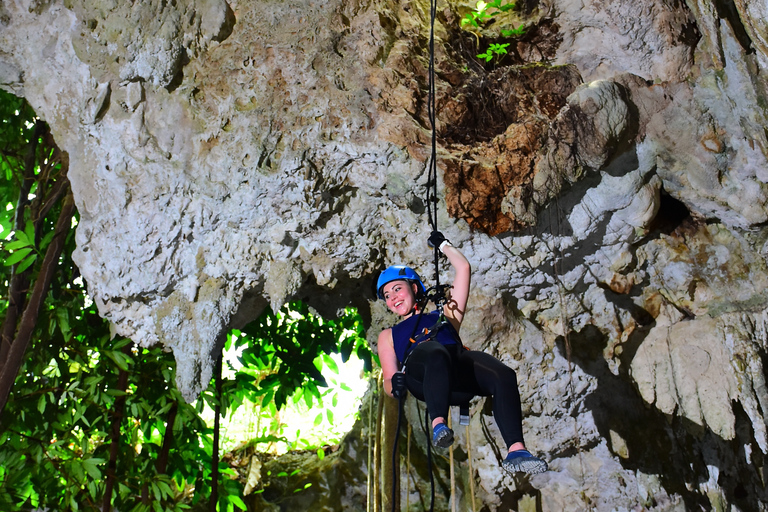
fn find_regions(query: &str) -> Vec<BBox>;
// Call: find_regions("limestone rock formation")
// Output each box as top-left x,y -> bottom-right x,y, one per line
3,0 -> 768,509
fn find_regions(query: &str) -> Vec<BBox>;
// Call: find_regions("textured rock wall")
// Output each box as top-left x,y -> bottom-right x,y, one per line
3,0 -> 768,509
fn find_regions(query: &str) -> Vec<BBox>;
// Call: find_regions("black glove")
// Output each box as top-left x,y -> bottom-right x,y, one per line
391,372 -> 407,399
427,231 -> 448,249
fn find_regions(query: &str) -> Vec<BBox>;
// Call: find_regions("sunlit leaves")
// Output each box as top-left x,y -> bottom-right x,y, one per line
460,0 -> 526,66
461,0 -> 516,29
234,302 -> 372,410
478,42 -> 510,62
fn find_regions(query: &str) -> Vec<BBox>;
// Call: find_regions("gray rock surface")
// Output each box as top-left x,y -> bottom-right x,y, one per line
3,0 -> 768,509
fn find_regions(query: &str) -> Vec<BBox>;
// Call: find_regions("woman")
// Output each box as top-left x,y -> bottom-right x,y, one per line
377,231 -> 548,475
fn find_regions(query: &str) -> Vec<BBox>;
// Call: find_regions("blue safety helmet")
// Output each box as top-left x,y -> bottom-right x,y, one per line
376,265 -> 426,300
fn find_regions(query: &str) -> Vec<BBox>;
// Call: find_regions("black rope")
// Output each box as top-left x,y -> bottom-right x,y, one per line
420,399 -> 436,512
390,2 -> 441,510
423,2 -> 441,510
425,0 -> 441,291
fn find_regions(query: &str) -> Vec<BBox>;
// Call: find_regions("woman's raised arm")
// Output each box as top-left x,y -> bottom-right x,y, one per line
440,240 -> 470,329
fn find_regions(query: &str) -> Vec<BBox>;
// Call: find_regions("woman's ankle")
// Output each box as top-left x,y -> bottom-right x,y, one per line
432,417 -> 446,428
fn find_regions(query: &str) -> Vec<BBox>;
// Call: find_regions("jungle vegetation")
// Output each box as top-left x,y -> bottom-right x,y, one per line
0,89 -> 373,512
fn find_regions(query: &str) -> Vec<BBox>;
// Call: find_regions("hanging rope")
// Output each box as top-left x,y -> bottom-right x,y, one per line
424,4 -> 441,510
448,414 -> 456,512
421,401 -> 436,512
391,395 -> 405,512
389,2 -> 445,511
425,0 -> 442,292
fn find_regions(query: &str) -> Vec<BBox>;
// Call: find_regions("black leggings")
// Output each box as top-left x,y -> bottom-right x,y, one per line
404,341 -> 524,448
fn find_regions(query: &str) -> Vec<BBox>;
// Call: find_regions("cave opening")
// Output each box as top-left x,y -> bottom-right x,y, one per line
204,301 -> 373,455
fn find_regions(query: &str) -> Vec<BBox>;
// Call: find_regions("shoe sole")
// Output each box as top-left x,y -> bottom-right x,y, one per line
433,428 -> 454,448
502,457 -> 548,475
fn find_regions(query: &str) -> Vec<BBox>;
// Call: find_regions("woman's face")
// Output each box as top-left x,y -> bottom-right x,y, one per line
382,280 -> 418,316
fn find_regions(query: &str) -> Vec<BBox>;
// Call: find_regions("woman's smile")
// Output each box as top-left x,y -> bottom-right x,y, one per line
383,280 -> 416,316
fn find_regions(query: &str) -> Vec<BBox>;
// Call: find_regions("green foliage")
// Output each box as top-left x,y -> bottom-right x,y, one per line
460,0 -> 526,65
0,89 -> 374,511
461,0 -> 516,28
1,300 -> 372,510
230,301 -> 372,411
477,42 -> 511,62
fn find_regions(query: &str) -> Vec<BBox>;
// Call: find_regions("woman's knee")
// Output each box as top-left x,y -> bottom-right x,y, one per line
410,341 -> 451,365
496,364 -> 519,389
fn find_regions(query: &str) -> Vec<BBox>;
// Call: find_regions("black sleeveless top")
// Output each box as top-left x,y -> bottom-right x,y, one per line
391,311 -> 460,364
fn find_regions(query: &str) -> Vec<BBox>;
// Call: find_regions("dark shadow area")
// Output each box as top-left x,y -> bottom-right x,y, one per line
561,324 -> 768,510
165,48 -> 190,93
300,272 -> 375,328
714,0 -> 754,54
646,189 -> 692,236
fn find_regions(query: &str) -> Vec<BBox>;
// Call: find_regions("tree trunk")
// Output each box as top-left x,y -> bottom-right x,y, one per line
0,120 -> 46,372
102,343 -> 133,512
373,376 -> 384,512
381,394 -> 401,512
156,402 -> 179,473
0,189 -> 75,415
210,354 -> 223,512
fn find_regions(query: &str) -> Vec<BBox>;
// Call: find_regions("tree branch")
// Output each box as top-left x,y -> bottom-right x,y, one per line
210,355 -> 223,512
0,189 -> 75,414
0,120 -> 47,372
102,342 -> 132,512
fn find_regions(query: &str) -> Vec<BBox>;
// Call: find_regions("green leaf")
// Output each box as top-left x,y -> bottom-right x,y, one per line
38,231 -> 54,252
14,227 -> 31,246
82,457 -> 104,479
23,221 -> 34,244
260,388 -> 274,408
4,239 -> 31,250
322,354 -> 339,374
17,253 -> 36,272
4,247 -> 32,266
151,481 -> 162,501
227,495 -> 247,509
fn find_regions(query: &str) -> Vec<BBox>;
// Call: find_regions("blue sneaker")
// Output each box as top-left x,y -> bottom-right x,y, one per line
502,449 -> 548,475
432,422 -> 454,448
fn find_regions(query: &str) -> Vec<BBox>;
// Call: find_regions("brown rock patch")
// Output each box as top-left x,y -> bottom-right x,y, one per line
441,64 -> 582,235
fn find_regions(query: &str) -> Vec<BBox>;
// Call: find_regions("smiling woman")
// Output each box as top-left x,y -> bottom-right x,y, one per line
376,231 -> 548,475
